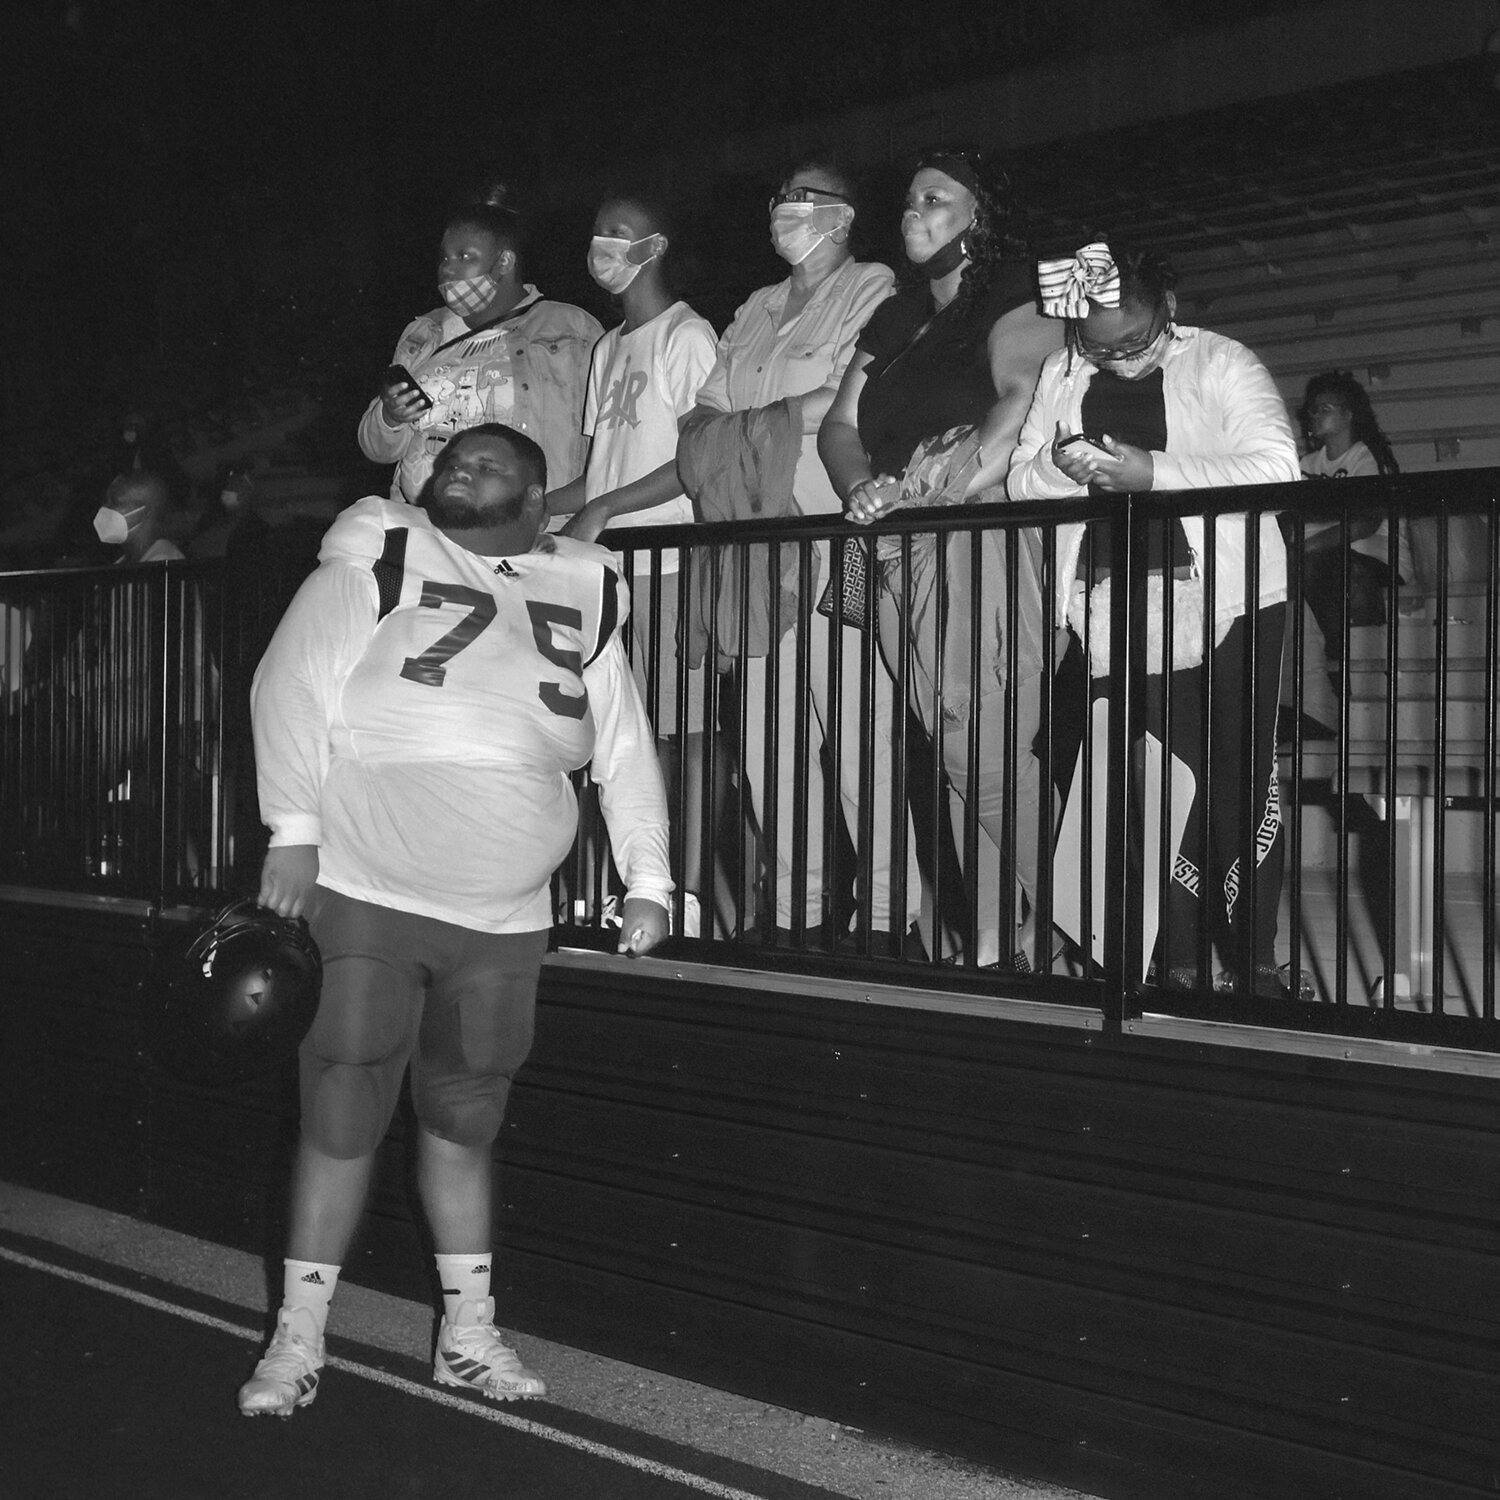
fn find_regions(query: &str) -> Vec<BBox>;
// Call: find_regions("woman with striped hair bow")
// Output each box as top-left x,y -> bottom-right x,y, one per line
1008,242 -> 1300,997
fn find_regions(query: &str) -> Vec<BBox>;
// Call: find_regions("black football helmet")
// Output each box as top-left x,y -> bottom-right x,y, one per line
143,898 -> 322,1084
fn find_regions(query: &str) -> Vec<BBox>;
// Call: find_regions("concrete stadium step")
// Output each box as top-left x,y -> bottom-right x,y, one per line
1269,348 -> 1500,397
1182,244 -> 1500,324
1208,279 -> 1500,346
1248,313 -> 1500,367
1302,387 -> 1500,436
1389,434 -> 1500,471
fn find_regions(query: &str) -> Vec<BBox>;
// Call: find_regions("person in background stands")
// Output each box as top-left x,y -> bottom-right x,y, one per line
239,424 -> 670,1419
1008,243 -> 1298,997
822,145 -> 1062,972
548,191 -> 718,934
683,153 -> 916,952
1295,369 -> 1416,653
93,472 -> 185,563
358,182 -> 602,505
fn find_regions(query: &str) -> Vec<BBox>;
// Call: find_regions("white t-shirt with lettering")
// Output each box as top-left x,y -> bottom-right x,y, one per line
583,301 -> 717,573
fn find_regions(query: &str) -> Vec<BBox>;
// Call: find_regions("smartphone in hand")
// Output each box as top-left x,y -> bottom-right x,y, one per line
1056,432 -> 1117,464
382,364 -> 434,411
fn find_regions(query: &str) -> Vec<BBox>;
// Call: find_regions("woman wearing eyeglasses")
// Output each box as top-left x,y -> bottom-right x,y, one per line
685,155 -> 915,950
1007,244 -> 1300,997
820,145 -> 1062,971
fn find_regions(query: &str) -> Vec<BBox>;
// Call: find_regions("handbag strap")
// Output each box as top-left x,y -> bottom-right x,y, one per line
870,296 -> 949,381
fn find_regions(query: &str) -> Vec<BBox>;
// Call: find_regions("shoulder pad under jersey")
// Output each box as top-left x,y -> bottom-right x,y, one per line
318,496 -> 434,566
533,531 -> 622,575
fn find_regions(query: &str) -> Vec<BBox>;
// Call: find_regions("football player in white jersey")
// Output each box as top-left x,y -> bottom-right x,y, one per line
238,423 -> 670,1418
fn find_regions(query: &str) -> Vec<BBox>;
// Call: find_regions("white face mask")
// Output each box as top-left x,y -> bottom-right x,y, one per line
770,202 -> 850,265
93,505 -> 143,544
587,234 -> 662,295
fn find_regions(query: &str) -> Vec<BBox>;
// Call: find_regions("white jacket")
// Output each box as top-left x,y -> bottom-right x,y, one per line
1007,324 -> 1299,633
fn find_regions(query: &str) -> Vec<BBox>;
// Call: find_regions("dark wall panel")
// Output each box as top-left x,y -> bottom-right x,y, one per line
0,902 -> 1495,1500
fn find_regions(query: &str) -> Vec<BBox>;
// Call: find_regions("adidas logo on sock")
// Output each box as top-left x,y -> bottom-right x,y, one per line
300,1270 -> 326,1285
472,1264 -> 490,1275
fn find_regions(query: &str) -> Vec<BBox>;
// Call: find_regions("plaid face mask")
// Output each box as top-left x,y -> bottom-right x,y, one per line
439,273 -> 501,319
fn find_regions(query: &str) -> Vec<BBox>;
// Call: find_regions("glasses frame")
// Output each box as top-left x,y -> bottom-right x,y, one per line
768,187 -> 852,214
1071,305 -> 1171,364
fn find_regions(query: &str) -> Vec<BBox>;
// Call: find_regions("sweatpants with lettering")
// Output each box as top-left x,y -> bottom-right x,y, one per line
1106,602 -> 1286,980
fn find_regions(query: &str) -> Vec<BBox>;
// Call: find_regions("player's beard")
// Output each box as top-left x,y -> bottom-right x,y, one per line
426,485 -> 527,530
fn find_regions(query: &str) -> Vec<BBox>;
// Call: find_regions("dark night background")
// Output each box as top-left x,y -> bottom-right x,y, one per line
0,0 -> 1407,560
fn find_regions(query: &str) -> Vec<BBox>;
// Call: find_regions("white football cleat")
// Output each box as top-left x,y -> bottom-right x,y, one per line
238,1306 -> 324,1418
434,1298 -> 547,1401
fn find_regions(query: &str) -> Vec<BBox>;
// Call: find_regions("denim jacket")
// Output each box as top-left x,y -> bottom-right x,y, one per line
358,287 -> 602,503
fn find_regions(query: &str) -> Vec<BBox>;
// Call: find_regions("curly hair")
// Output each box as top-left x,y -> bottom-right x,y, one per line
1300,370 -> 1400,475
909,144 -> 1027,314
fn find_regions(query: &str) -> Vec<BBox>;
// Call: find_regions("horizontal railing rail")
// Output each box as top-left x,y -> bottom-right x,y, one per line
1,468 -> 1495,1052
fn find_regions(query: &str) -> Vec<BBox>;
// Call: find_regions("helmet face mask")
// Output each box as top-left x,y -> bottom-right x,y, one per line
143,899 -> 322,1086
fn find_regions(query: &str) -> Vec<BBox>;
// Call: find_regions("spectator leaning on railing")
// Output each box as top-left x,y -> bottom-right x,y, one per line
820,144 -> 1063,972
680,153 -> 916,951
1007,243 -> 1299,997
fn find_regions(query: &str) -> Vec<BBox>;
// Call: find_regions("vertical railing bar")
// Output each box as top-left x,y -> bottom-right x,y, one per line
856,530 -> 877,954
787,538 -> 813,943
1333,506 -> 1352,1010
1285,516 -> 1307,1001
1429,495 -> 1449,1017
1196,515 -> 1216,989
1035,520 -> 1056,983
1379,505 -> 1400,1012
963,524 -> 983,967
929,528 -> 957,964
1483,499 -> 1499,1022
824,535 -> 848,948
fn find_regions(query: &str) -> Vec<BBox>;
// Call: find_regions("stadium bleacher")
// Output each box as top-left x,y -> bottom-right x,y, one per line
1018,57 -> 1500,471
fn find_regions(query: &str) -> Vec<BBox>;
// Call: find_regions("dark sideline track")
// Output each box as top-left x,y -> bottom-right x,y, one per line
0,1239 -> 848,1500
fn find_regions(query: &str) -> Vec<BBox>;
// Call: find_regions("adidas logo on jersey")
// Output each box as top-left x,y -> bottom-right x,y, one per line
493,559 -> 518,578
300,1270 -> 326,1285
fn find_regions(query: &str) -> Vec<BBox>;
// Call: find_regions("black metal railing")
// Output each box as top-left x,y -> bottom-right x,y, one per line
2,469 -> 1495,1047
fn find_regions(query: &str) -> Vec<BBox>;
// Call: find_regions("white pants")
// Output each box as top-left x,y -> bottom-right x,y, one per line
740,540 -> 918,931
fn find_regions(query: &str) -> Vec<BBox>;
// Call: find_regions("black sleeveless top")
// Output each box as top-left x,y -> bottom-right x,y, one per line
855,262 -> 1035,479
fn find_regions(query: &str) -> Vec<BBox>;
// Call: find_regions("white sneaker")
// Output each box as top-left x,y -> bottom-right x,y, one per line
238,1306 -> 324,1418
433,1297 -> 547,1401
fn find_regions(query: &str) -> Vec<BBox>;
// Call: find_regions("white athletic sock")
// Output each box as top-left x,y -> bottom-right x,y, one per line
281,1259 -> 340,1340
435,1251 -> 493,1325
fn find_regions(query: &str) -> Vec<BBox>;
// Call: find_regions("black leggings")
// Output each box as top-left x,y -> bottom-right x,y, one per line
1099,604 -> 1286,979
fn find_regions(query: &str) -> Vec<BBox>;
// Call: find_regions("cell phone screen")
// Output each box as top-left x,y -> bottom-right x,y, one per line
384,365 -> 433,410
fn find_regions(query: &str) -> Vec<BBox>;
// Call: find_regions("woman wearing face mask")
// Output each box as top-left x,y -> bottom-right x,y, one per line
358,182 -> 602,504
683,155 -> 914,951
820,146 -> 1062,971
1008,243 -> 1300,996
